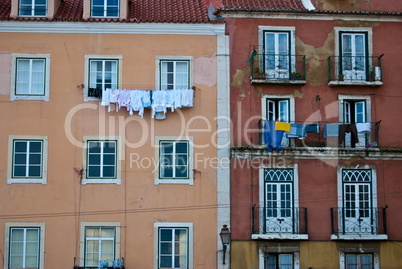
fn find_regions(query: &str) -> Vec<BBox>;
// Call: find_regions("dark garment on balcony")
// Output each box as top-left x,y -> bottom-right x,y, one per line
339,124 -> 359,144
305,124 -> 319,133
264,120 -> 284,152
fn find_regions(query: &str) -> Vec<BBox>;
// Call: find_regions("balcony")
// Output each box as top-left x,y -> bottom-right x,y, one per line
74,258 -> 124,269
331,207 -> 387,240
251,205 -> 308,240
328,55 -> 384,86
248,50 -> 306,84
257,120 -> 381,149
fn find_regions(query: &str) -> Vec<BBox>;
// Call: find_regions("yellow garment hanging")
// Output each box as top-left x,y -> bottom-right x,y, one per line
275,121 -> 291,132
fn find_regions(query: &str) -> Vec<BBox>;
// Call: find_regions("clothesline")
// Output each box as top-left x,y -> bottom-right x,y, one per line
100,88 -> 194,119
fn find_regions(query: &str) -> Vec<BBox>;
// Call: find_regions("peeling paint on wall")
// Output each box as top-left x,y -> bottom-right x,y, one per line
0,52 -> 11,95
296,32 -> 335,86
294,90 -> 304,98
194,55 -> 217,87
313,0 -> 371,11
232,68 -> 248,97
333,20 -> 379,28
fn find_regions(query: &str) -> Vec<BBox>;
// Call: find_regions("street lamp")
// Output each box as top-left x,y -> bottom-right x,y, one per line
220,225 -> 231,264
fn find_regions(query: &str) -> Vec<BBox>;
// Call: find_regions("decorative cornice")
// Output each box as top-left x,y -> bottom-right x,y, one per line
231,146 -> 402,160
0,21 -> 225,35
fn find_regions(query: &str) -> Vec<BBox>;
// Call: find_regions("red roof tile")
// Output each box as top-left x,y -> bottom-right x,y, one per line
220,0 -> 306,10
0,0 -> 213,23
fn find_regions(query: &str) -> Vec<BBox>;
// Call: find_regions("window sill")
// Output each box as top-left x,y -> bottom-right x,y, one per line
331,234 -> 388,240
328,81 -> 383,87
252,233 -> 308,240
154,178 -> 194,185
251,78 -> 306,85
7,177 -> 47,184
82,178 -> 121,185
10,95 -> 49,101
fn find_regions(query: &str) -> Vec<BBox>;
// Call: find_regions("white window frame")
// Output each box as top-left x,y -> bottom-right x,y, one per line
80,222 -> 121,267
261,94 -> 295,147
154,136 -> 194,185
11,54 -> 50,101
155,56 -> 193,90
153,222 -> 193,269
338,94 -> 371,148
18,0 -> 47,16
82,136 -> 122,185
7,135 -> 48,184
258,26 -> 296,78
339,248 -> 380,269
91,0 -> 120,18
333,165 -> 387,240
259,247 -> 300,269
334,27 -> 373,82
4,222 -> 45,269
254,164 -> 307,240
84,55 -> 123,102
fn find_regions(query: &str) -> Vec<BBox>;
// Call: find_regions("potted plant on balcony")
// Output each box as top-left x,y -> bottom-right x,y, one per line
369,70 -> 375,82
339,74 -> 344,81
290,72 -> 302,80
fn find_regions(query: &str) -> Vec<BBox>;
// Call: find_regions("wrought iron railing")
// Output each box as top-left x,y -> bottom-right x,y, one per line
328,54 -> 384,82
247,50 -> 306,81
73,257 -> 124,269
331,207 -> 387,235
257,119 -> 381,148
252,205 -> 308,235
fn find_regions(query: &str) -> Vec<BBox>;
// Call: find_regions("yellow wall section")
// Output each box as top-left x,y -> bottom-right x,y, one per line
231,241 -> 402,269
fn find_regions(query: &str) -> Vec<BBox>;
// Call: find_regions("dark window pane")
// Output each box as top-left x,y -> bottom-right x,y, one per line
103,142 -> 116,153
175,142 -> 188,153
160,243 -> 172,254
14,166 -> 26,177
88,142 -> 101,153
29,141 -> 42,153
103,155 -> 115,165
14,141 -> 27,152
160,256 -> 172,267
29,153 -> 41,164
88,166 -> 101,177
161,167 -> 173,178
14,154 -> 27,165
102,166 -> 115,178
88,154 -> 101,165
161,142 -> 173,154
160,229 -> 172,241
175,167 -> 187,178
28,166 -> 41,177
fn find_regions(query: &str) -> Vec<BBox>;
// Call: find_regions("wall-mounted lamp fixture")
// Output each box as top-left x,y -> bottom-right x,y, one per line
219,224 -> 231,264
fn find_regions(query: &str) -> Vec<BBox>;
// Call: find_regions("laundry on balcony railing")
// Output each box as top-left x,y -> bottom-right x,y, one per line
96,88 -> 194,119
258,120 -> 381,149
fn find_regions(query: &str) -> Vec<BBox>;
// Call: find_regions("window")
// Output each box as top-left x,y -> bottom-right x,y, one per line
266,254 -> 293,269
11,54 -> 50,101
91,0 -> 119,17
345,254 -> 373,269
80,222 -> 121,267
339,95 -> 371,148
154,222 -> 193,269
155,136 -> 194,185
87,140 -> 117,178
160,60 -> 189,90
333,166 -> 387,239
84,55 -> 122,101
259,248 -> 300,269
258,26 -> 296,80
339,249 -> 379,269
82,136 -> 121,184
264,169 -> 295,234
155,56 -> 193,91
7,135 -> 48,184
261,94 -> 295,147
4,223 -> 45,269
264,31 -> 290,79
85,227 -> 115,266
19,0 -> 47,16
340,31 -> 368,81
342,169 -> 373,234
255,165 -> 306,239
